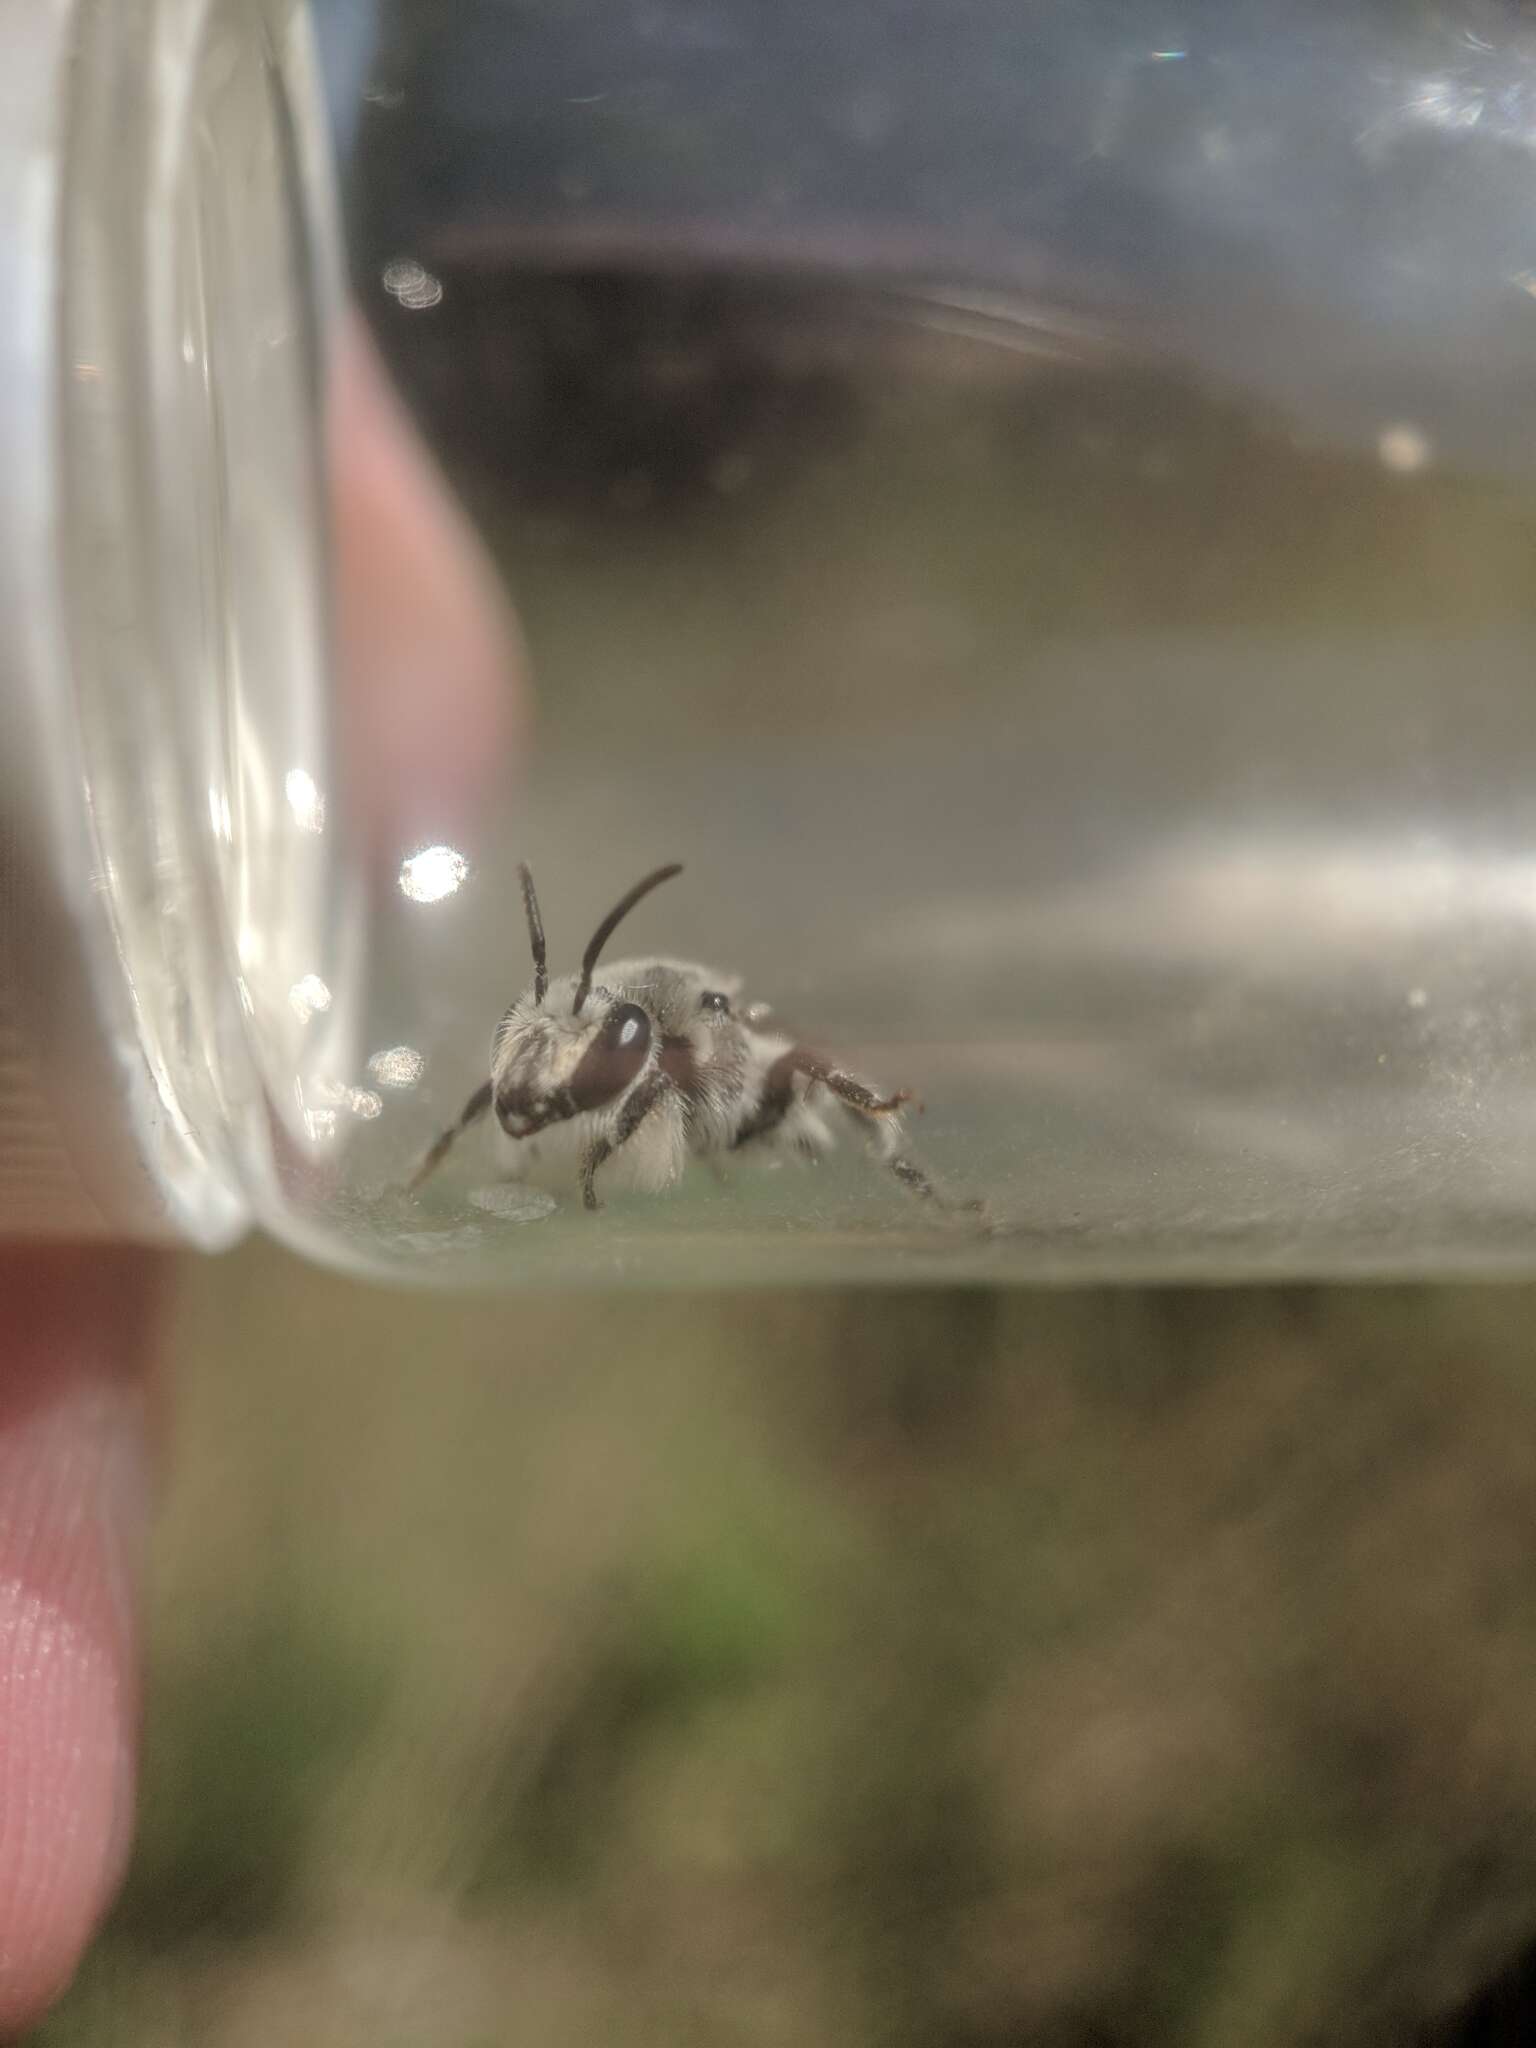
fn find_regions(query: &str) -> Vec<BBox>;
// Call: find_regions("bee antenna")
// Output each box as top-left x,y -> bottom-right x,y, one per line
518,862 -> 548,1005
573,863 -> 683,1015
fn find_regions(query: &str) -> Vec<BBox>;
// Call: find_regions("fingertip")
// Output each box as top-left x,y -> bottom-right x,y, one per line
329,308 -> 530,853
0,1250 -> 159,2034
0,1582 -> 137,2033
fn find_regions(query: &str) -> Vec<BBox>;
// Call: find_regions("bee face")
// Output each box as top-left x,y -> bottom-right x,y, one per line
493,997 -> 653,1139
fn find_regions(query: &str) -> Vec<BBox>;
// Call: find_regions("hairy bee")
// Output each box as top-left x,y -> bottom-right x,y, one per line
409,863 -> 950,1213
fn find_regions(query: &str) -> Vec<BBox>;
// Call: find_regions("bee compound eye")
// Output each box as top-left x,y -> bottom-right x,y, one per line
607,1003 -> 651,1050
569,1003 -> 653,1113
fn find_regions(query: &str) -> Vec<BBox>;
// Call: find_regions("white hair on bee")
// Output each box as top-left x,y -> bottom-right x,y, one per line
409,862 -> 971,1216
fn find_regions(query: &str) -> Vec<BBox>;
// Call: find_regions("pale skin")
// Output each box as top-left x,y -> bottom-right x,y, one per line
0,311 -> 524,2032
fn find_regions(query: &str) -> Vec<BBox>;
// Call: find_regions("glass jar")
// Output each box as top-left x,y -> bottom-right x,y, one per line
11,0 -> 1536,1289
0,0 -> 357,1258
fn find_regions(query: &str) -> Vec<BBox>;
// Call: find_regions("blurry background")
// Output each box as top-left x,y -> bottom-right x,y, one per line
35,1259 -> 1536,2045
38,1 -> 1536,2040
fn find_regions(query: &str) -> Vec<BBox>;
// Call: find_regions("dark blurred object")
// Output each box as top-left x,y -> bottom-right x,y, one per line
1436,1946 -> 1536,2047
353,0 -> 1536,473
367,266 -> 864,513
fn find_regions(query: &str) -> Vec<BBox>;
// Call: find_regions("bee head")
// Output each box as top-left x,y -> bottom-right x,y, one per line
490,863 -> 680,1139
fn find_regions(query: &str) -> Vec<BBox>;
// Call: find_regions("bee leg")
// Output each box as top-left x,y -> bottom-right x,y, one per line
407,1080 -> 493,1193
889,1153 -> 941,1202
844,1092 -> 991,1224
580,1071 -> 672,1212
730,1058 -> 797,1150
733,1050 -> 913,1155
799,1058 -> 916,1118
849,1102 -> 933,1199
751,1048 -> 927,1193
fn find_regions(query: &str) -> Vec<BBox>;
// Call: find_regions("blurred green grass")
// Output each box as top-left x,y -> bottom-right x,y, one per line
32,1250 -> 1536,2046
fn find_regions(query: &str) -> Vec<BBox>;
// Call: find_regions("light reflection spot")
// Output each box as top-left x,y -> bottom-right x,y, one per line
400,844 -> 469,904
284,767 -> 325,833
381,258 -> 444,311
349,1088 -> 384,1121
289,973 -> 333,1021
468,1185 -> 559,1223
368,1045 -> 426,1090
1378,423 -> 1432,474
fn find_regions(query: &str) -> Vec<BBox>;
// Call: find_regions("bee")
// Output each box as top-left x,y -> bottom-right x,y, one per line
408,861 -> 951,1213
